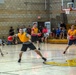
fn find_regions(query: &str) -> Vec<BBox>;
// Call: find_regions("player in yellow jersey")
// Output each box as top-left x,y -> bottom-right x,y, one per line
63,25 -> 76,54
31,23 -> 41,50
15,28 -> 46,63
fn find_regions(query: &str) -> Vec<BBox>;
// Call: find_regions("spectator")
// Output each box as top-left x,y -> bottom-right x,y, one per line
60,27 -> 67,39
42,26 -> 49,43
51,28 -> 56,39
17,25 -> 20,33
56,27 -> 61,39
9,26 -> 14,36
26,25 -> 31,35
9,26 -> 15,44
60,22 -> 66,29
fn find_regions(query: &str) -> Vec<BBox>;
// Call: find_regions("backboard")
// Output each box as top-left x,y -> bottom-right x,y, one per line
61,0 -> 76,11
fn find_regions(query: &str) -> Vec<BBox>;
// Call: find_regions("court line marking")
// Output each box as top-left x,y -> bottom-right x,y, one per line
0,64 -> 59,73
0,72 -> 19,75
0,63 -> 69,74
0,54 -> 76,63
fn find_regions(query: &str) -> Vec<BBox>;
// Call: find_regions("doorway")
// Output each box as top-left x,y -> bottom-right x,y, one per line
38,22 -> 44,32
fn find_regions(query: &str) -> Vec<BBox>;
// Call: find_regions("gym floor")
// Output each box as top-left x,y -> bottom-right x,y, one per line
0,43 -> 76,75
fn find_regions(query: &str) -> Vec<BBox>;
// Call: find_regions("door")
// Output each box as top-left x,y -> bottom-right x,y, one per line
38,22 -> 44,32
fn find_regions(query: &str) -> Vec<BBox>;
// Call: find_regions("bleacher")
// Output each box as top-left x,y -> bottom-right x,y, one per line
47,24 -> 76,44
47,39 -> 68,44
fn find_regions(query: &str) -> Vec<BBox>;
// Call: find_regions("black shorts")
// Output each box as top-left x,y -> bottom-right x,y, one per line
21,43 -> 36,52
68,39 -> 76,45
31,36 -> 39,42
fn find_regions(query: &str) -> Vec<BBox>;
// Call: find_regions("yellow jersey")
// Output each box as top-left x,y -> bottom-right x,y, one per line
31,27 -> 38,35
18,32 -> 29,42
68,29 -> 76,36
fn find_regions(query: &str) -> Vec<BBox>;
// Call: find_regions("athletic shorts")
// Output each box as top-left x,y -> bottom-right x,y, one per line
44,33 -> 49,38
68,39 -> 76,45
21,42 -> 36,52
31,36 -> 39,42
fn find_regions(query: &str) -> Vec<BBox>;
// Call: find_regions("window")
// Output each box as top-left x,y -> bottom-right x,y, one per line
0,0 -> 4,3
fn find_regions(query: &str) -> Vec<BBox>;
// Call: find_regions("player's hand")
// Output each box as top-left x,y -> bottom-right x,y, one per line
67,36 -> 70,40
37,33 -> 41,36
29,40 -> 31,42
73,36 -> 76,39
69,35 -> 75,40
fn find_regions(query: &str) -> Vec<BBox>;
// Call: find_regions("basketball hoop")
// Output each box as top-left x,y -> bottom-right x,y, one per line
63,9 -> 70,14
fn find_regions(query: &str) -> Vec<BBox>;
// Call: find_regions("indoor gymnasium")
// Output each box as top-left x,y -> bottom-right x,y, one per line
0,0 -> 76,75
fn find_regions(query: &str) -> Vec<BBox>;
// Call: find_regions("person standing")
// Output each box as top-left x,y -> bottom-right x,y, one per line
60,22 -> 66,29
9,26 -> 15,44
63,25 -> 76,54
15,28 -> 47,63
31,23 -> 41,50
42,26 -> 49,43
9,26 -> 14,36
26,25 -> 31,35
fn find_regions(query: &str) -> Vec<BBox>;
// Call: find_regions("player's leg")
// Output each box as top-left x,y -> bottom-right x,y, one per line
45,36 -> 48,43
34,49 -> 46,61
28,43 -> 47,62
41,37 -> 44,42
63,40 -> 73,54
31,35 -> 41,50
18,44 -> 27,63
37,40 -> 41,50
63,45 -> 70,54
44,33 -> 49,43
36,35 -> 41,50
18,51 -> 23,62
42,33 -> 45,42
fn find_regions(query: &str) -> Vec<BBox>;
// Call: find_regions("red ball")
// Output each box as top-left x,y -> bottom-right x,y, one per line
37,33 -> 41,36
8,36 -> 13,41
70,35 -> 73,40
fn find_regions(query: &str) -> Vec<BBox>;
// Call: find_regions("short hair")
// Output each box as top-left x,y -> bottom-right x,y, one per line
19,28 -> 23,30
33,23 -> 37,25
10,26 -> 13,28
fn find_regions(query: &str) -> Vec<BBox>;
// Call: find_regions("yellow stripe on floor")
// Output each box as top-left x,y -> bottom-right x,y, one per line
44,58 -> 76,66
